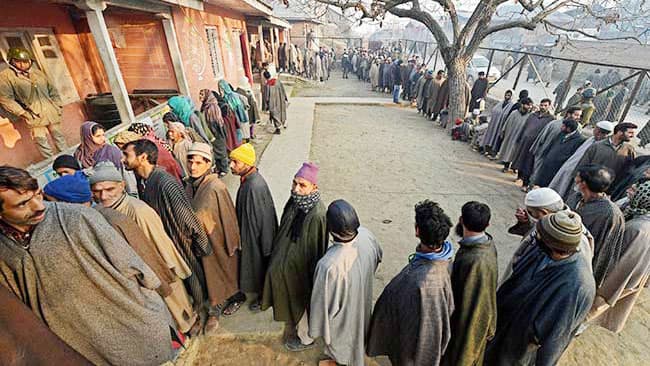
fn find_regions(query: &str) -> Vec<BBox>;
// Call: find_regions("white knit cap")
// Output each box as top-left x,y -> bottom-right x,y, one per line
596,121 -> 614,132
525,187 -> 562,208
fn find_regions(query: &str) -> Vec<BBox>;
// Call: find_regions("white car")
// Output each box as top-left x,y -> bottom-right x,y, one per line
467,55 -> 501,84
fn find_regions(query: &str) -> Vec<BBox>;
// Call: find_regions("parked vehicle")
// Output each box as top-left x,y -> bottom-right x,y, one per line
467,55 -> 501,84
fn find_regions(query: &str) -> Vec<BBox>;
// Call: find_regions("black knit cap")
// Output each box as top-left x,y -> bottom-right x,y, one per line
52,154 -> 80,171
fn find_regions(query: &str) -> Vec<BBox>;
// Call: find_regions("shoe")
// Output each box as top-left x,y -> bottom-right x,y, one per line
248,299 -> 262,312
284,336 -> 315,352
274,128 -> 281,135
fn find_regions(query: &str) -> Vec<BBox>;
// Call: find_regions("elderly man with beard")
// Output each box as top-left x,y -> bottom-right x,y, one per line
0,166 -> 173,365
262,163 -> 328,352
89,161 -> 198,335
504,187 -> 594,282
185,143 -> 242,330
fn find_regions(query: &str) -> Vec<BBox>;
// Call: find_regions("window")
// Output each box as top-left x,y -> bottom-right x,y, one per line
205,27 -> 223,79
0,29 -> 79,104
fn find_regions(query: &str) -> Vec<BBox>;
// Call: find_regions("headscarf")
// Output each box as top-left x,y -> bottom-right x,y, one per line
218,79 -> 248,123
168,122 -> 188,138
168,96 -> 194,126
200,88 -> 225,127
74,121 -> 123,169
128,123 -> 172,152
625,181 -> 650,219
74,121 -> 103,168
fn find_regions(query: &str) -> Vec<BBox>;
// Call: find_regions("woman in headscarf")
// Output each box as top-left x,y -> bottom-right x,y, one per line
213,91 -> 242,151
236,76 -> 261,140
218,80 -> 250,142
168,96 -> 210,143
127,122 -> 184,182
74,121 -> 123,169
200,89 -> 229,176
163,112 -> 205,144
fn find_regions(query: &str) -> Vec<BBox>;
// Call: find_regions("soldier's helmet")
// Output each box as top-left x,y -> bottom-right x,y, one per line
6,47 -> 33,62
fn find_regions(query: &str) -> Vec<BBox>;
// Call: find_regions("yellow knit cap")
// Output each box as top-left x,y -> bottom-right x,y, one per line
229,143 -> 256,166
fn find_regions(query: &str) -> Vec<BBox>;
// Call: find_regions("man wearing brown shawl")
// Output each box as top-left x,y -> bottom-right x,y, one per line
0,167 -> 173,365
123,139 -> 213,317
263,70 -> 289,135
574,165 -> 626,288
89,161 -> 198,335
425,70 -> 445,120
185,143 -> 242,331
199,89 -> 229,176
262,162 -> 328,351
587,180 -> 650,333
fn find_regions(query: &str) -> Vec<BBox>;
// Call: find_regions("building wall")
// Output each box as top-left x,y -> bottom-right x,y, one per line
289,21 -> 322,48
171,4 -> 251,105
0,0 -> 97,168
104,7 -> 179,93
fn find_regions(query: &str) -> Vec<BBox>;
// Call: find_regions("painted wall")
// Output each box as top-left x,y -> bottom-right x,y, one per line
0,1 -> 97,168
171,4 -> 251,105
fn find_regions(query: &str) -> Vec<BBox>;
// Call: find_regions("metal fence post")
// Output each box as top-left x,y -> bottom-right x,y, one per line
619,71 -> 646,122
512,54 -> 527,91
433,49 -> 439,70
486,49 -> 495,77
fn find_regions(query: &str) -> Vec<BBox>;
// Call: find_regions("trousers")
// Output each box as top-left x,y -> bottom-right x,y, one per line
31,123 -> 67,159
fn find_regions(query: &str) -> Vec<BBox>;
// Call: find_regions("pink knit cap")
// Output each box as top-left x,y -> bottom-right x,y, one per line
295,162 -> 319,184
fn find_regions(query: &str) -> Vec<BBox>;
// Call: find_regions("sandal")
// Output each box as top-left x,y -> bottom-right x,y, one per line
222,299 -> 244,316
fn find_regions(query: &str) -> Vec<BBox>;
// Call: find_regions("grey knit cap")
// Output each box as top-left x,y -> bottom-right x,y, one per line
87,161 -> 123,185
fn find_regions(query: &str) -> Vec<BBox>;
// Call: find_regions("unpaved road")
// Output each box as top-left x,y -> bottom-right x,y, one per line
177,78 -> 649,366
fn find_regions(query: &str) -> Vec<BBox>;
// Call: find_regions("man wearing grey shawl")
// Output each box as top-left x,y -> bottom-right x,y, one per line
309,200 -> 383,366
0,167 -> 173,366
574,166 -> 626,288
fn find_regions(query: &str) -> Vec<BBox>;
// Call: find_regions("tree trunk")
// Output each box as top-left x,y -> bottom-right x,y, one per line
446,59 -> 469,127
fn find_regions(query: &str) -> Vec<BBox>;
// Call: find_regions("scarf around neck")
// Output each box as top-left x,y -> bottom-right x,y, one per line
625,181 -> 650,220
291,190 -> 321,213
287,190 -> 321,242
410,240 -> 454,262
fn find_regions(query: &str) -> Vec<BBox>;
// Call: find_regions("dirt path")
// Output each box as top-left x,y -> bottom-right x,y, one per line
178,77 -> 649,366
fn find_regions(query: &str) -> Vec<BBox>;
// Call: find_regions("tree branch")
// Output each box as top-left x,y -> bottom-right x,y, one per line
543,20 -> 643,43
387,3 -> 452,53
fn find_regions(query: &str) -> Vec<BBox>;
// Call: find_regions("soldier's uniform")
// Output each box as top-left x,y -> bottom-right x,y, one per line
0,49 -> 66,158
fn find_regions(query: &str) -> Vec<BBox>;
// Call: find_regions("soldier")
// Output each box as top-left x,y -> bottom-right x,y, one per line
0,47 -> 66,158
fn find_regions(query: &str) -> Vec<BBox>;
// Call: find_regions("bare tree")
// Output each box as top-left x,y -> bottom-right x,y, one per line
289,0 -> 648,121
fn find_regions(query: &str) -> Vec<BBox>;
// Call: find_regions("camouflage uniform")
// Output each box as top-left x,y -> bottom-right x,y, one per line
0,65 -> 67,158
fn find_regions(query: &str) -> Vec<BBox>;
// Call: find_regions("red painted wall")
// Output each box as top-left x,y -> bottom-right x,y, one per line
171,4 -> 252,105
